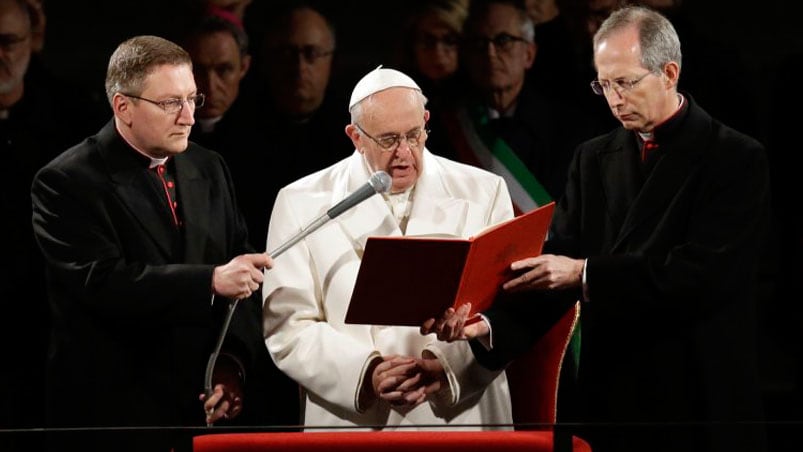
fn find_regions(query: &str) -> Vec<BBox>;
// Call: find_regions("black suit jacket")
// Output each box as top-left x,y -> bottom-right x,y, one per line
476,97 -> 769,452
31,120 -> 265,451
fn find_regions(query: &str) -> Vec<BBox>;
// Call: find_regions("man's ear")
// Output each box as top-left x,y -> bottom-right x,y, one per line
524,41 -> 537,69
345,124 -> 362,153
240,54 -> 252,79
663,61 -> 680,88
113,93 -> 133,125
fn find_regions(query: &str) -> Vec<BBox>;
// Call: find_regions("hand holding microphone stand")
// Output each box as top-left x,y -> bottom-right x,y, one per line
203,171 -> 391,426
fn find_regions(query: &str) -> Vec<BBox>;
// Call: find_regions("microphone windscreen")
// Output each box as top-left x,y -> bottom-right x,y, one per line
369,171 -> 392,194
326,171 -> 391,219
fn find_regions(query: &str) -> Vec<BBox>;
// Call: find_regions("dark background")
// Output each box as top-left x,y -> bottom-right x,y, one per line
28,0 -> 803,440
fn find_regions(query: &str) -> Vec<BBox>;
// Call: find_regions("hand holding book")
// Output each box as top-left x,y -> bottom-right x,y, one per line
420,302 -> 491,342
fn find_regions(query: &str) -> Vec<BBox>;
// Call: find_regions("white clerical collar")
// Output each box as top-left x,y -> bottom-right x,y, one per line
360,156 -> 415,227
148,156 -> 169,169
383,185 -> 415,233
638,94 -> 686,142
383,185 -> 414,218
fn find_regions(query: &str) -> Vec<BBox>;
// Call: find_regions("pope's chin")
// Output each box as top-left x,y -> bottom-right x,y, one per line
389,171 -> 417,193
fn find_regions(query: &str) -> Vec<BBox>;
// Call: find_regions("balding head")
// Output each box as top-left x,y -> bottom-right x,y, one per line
263,5 -> 336,118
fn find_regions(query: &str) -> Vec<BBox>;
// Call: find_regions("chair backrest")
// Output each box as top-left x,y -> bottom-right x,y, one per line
505,301 -> 580,428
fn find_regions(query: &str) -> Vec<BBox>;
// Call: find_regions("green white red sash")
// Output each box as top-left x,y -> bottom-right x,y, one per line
440,104 -> 552,215
441,104 -> 581,374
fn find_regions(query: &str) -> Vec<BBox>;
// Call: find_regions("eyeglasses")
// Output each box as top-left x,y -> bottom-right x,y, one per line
464,33 -> 527,53
355,124 -> 429,152
416,33 -> 459,50
0,32 -> 30,51
590,72 -> 652,96
122,93 -> 206,114
271,45 -> 334,64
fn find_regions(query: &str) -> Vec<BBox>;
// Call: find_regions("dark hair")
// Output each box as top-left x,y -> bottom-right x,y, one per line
465,0 -> 535,42
263,1 -> 336,48
183,14 -> 250,57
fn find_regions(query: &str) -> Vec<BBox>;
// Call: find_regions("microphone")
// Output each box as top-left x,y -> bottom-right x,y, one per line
204,170 -> 391,424
268,170 -> 392,257
328,170 -> 393,218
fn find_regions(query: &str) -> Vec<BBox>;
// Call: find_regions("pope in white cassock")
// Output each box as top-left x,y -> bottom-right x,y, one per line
262,66 -> 515,428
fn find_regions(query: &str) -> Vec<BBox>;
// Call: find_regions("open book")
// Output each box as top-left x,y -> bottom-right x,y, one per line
344,201 -> 555,326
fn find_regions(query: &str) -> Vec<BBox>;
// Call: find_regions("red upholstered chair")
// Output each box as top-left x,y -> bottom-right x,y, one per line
505,301 -> 580,429
193,302 -> 588,452
193,430 -> 590,452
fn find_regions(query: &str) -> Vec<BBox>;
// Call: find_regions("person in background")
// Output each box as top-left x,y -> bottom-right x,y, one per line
202,0 -> 252,29
183,14 -> 302,426
262,66 -> 515,429
1,2 -> 105,448
31,34 -> 271,452
429,0 -> 593,213
526,0 -> 622,136
184,14 -> 252,149
395,0 -> 469,115
227,1 -> 350,251
260,2 -> 337,124
424,6 -> 769,452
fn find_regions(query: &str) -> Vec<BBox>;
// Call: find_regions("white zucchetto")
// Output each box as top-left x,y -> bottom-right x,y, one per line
348,65 -> 422,110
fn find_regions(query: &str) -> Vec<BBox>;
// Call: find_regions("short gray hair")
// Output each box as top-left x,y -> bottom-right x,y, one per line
593,5 -> 682,74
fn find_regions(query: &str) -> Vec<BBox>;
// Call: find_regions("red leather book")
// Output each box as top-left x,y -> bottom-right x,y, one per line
345,202 -> 555,326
